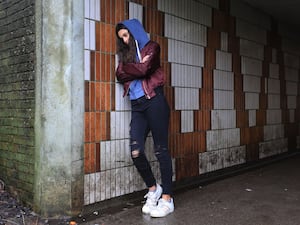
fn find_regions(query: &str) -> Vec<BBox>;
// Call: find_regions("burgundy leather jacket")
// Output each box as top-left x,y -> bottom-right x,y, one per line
116,41 -> 165,99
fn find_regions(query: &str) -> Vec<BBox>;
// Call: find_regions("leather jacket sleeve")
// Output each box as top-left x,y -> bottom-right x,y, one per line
116,41 -> 161,83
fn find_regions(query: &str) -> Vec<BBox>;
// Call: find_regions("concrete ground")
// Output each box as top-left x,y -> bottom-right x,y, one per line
77,152 -> 300,225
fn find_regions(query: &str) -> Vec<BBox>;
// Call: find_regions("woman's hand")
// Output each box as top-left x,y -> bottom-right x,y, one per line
141,55 -> 151,63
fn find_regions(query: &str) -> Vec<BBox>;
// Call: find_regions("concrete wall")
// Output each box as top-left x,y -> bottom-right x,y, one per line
34,0 -> 84,217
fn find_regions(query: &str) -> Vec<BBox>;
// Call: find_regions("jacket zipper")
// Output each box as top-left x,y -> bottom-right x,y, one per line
142,80 -> 151,99
123,81 -> 131,97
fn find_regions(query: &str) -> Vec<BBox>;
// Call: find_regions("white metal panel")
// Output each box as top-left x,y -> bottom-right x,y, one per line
240,39 -> 264,60
174,87 -> 199,110
285,67 -> 299,81
241,56 -> 263,76
259,138 -> 288,159
230,0 -> 271,30
110,166 -> 117,198
87,172 -> 99,204
110,111 -> 131,139
220,32 -> 228,51
168,39 -> 205,66
199,150 -> 224,173
129,2 -> 143,22
165,14 -> 207,46
245,92 -> 259,109
199,146 -> 246,174
101,139 -> 132,171
89,20 -> 95,50
97,172 -> 105,201
216,50 -> 232,71
284,53 -> 300,69
113,166 -> 137,194
287,96 -> 297,109
206,128 -> 240,151
158,0 -> 212,27
104,170 -> 112,199
268,94 -> 281,109
236,19 -> 267,44
266,109 -> 282,124
85,0 -> 101,21
269,63 -> 279,78
214,90 -> 234,109
115,168 -> 122,197
95,0 -> 100,21
84,174 -> 90,204
281,34 -> 300,55
264,77 -> 268,94
243,74 -> 261,93
198,0 -> 219,9
211,110 -> 236,130
89,0 -> 96,20
85,0 -> 90,18
115,55 -> 131,111
189,0 -> 212,27
115,83 -> 131,111
104,141 -> 112,170
157,0 -> 163,15
115,139 -> 130,168
199,147 -> 245,174
94,172 -> 102,202
289,110 -> 295,123
286,81 -> 298,95
84,19 -> 90,49
181,110 -> 194,133
223,146 -> 246,168
170,0 -> 181,18
264,124 -> 285,141
248,109 -> 256,127
98,172 -> 105,201
267,78 -> 280,94
84,50 -> 90,80
171,64 -> 202,88
213,70 -> 234,91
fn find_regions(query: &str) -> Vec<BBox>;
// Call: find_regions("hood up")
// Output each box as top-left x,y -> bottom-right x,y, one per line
121,18 -> 150,51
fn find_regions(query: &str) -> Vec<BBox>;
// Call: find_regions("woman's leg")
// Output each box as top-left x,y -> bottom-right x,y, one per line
145,92 -> 173,196
130,102 -> 156,188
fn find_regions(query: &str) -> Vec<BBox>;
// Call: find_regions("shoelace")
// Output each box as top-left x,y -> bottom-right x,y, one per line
144,191 -> 157,205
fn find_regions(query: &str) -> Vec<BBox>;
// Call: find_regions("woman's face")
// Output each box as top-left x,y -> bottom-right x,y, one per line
118,28 -> 130,45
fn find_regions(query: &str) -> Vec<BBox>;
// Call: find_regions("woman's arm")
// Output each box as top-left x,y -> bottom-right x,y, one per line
116,42 -> 161,83
116,62 -> 138,83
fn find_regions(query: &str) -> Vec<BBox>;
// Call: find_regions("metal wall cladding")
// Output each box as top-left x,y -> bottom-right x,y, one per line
83,0 -> 299,205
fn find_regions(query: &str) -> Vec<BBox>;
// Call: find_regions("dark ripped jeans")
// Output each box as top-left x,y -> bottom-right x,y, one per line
130,87 -> 173,195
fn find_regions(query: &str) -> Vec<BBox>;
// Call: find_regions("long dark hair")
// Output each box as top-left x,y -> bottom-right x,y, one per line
115,23 -> 137,64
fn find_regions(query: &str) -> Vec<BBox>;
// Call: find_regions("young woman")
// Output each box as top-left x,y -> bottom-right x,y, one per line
115,18 -> 174,218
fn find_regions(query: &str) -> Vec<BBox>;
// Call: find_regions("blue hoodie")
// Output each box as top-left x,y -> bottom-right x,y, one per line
120,19 -> 150,100
122,18 -> 150,52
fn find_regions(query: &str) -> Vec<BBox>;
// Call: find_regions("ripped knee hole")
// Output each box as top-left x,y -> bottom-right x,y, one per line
131,149 -> 140,158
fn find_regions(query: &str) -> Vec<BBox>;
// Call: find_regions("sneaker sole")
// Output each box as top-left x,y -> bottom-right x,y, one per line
150,209 -> 174,218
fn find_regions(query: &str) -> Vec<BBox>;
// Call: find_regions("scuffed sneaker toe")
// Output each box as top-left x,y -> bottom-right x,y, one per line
150,198 -> 174,218
142,184 -> 162,214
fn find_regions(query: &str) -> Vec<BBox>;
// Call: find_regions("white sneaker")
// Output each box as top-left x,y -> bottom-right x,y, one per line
142,184 -> 162,214
150,198 -> 174,218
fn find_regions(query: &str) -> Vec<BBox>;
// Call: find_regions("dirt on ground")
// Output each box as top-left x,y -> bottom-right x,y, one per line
0,180 -> 71,225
